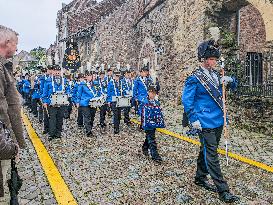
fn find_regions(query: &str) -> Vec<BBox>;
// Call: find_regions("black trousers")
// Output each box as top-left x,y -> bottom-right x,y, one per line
31,98 -> 39,116
195,126 -> 229,193
81,106 -> 96,134
37,104 -> 43,122
48,106 -> 65,137
23,92 -> 31,107
111,102 -> 122,131
100,104 -> 108,125
123,107 -> 130,124
77,107 -> 84,126
64,98 -> 73,119
143,129 -> 159,157
43,107 -> 49,132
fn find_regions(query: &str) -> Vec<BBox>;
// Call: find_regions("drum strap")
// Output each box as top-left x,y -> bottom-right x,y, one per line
86,82 -> 96,97
113,80 -> 120,96
140,77 -> 148,92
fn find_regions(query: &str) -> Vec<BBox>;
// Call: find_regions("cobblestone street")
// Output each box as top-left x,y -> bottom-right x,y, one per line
17,108 -> 273,204
16,131 -> 56,205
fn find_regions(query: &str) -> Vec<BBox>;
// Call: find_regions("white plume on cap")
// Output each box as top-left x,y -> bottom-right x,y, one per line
87,62 -> 91,71
80,66 -> 84,73
149,68 -> 157,85
116,62 -> 121,71
208,27 -> 220,42
143,58 -> 148,65
101,63 -> 105,71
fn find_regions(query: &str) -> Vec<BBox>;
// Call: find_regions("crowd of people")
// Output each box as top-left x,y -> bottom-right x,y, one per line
0,23 -> 240,204
16,63 -> 164,163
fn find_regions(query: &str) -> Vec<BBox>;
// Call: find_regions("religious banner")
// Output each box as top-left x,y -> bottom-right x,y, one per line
62,40 -> 81,73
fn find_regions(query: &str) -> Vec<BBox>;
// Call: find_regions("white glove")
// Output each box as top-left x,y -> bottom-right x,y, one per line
192,120 -> 202,130
221,76 -> 233,86
155,95 -> 159,101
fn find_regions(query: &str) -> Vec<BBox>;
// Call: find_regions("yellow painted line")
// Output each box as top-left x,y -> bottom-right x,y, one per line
131,119 -> 273,173
21,112 -> 78,205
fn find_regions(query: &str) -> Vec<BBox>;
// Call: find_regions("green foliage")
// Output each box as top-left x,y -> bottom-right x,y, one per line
220,30 -> 236,48
29,46 -> 47,69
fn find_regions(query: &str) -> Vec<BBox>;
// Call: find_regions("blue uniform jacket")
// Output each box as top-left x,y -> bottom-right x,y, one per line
42,77 -> 70,105
22,79 -> 31,93
107,79 -> 122,103
39,75 -> 47,96
77,81 -> 101,106
133,77 -> 149,104
121,77 -> 132,96
71,81 -> 80,104
182,74 -> 236,129
31,79 -> 40,99
98,78 -> 108,95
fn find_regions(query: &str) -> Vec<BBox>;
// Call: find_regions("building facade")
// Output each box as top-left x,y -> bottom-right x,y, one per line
53,0 -> 273,134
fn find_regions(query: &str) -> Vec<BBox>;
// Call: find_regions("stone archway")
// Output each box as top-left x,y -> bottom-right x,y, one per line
138,37 -> 159,78
247,0 -> 273,42
222,0 -> 273,42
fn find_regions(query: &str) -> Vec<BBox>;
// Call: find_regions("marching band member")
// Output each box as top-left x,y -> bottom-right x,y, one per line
30,75 -> 41,117
105,66 -> 113,83
130,69 -> 138,115
41,66 -> 53,134
77,71 -> 100,137
120,68 -> 132,125
182,40 -> 239,203
36,67 -> 47,123
42,65 -> 69,141
73,73 -> 85,128
141,85 -> 165,163
22,73 -> 31,107
98,68 -> 108,129
107,69 -> 122,134
133,65 -> 158,116
63,74 -> 73,119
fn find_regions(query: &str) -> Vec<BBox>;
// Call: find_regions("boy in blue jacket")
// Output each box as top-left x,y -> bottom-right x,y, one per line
141,86 -> 165,163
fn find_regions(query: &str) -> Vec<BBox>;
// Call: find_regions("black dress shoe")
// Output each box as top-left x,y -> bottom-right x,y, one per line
142,147 -> 149,156
48,136 -> 55,141
194,180 -> 218,193
152,155 -> 163,164
219,191 -> 240,203
87,132 -> 94,137
43,130 -> 49,134
114,129 -> 119,134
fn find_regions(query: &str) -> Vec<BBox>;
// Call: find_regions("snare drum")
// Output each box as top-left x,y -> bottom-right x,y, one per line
116,96 -> 131,107
51,94 -> 69,106
89,96 -> 106,108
